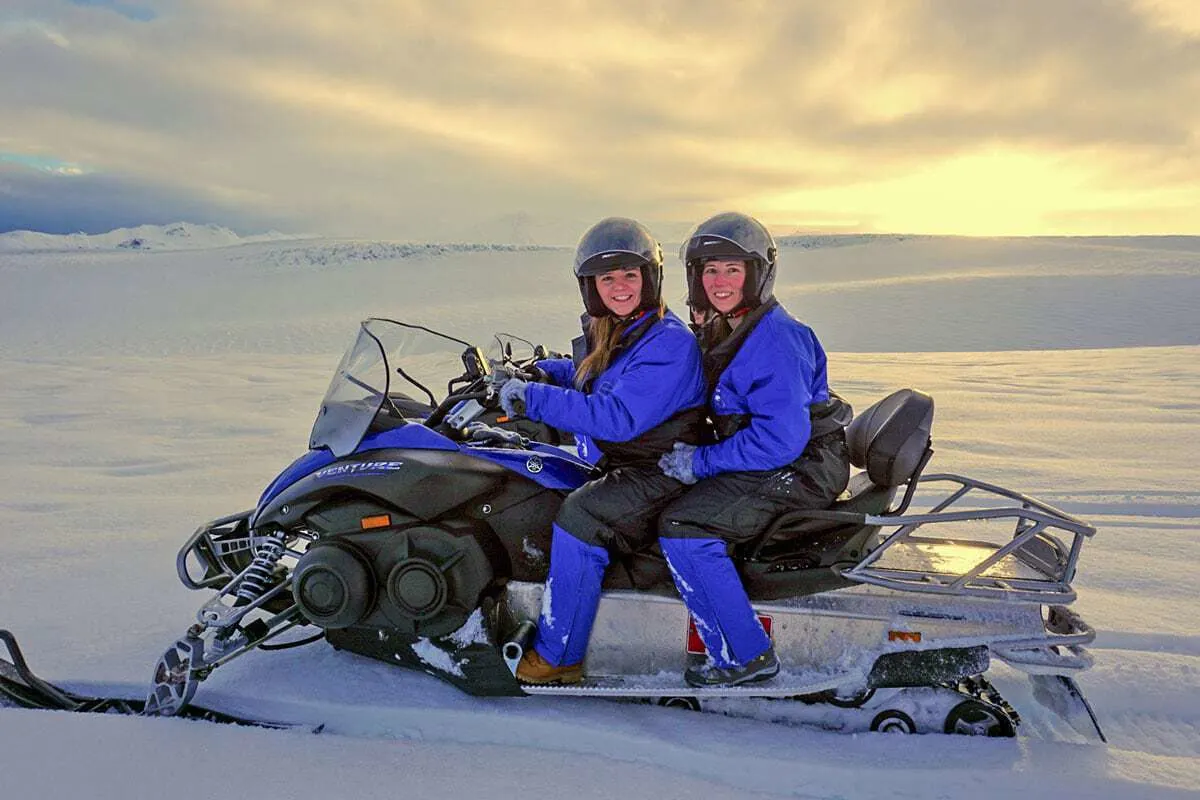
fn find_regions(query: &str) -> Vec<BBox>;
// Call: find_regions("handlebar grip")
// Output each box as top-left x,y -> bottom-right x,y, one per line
465,424 -> 530,449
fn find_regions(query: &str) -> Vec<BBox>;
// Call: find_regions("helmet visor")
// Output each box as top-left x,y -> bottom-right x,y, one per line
574,217 -> 661,277
679,212 -> 775,266
679,233 -> 754,266
577,250 -> 653,277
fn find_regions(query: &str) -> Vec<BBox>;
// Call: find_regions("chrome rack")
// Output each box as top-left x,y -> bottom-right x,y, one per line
840,473 -> 1096,603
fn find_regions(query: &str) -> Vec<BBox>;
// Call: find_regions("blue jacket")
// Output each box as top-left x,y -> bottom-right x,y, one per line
693,304 -> 831,479
525,311 -> 705,465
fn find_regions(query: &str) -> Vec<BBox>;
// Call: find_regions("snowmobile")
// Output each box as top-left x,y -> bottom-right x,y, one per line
135,317 -> 1103,739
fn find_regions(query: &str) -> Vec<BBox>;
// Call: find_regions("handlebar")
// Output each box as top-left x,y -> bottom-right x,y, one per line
464,423 -> 530,449
424,345 -> 551,430
425,386 -> 489,428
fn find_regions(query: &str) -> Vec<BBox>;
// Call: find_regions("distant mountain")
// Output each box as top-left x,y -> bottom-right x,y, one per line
0,222 -> 301,253
777,233 -> 925,249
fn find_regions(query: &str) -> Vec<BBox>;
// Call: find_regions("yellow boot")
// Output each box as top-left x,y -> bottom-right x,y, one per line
516,649 -> 583,685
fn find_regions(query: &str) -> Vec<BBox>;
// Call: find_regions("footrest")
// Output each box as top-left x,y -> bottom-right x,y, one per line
519,669 -> 852,699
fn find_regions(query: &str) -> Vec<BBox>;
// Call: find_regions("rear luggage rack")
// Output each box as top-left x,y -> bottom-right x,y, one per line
839,473 -> 1096,602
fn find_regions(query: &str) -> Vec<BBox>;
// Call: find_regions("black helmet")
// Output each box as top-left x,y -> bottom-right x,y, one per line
680,212 -> 777,312
573,217 -> 664,317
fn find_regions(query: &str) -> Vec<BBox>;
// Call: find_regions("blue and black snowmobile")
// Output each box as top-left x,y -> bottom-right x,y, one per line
121,317 -> 1104,738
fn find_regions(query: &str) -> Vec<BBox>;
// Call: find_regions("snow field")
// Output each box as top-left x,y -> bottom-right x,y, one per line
0,231 -> 1197,797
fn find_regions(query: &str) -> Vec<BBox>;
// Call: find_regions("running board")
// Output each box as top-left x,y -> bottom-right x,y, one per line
502,621 -> 856,698
518,671 -> 851,699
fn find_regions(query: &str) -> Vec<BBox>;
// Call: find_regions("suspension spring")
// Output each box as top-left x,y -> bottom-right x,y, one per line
235,531 -> 288,603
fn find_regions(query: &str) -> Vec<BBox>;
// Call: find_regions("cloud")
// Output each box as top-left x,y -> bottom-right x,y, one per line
0,153 -> 87,175
0,0 -> 1198,238
0,18 -> 70,48
67,0 -> 156,23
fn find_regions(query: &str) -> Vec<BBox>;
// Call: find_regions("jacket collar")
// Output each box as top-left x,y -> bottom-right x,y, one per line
700,297 -> 778,389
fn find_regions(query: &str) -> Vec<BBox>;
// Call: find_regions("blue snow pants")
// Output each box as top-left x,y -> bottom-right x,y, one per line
659,438 -> 849,668
532,465 -> 685,666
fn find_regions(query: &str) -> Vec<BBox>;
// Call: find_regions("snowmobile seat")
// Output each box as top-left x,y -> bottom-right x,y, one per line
601,389 -> 936,599
739,389 -> 935,600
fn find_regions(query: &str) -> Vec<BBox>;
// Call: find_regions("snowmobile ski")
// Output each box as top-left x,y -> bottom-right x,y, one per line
0,630 -> 312,731
1030,672 -> 1107,743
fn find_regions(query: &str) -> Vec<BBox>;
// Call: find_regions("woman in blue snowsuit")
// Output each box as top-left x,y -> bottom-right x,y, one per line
497,217 -> 707,684
657,212 -> 852,687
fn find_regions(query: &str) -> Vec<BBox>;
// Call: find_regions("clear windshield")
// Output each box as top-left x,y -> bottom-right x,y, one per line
309,318 -> 476,457
486,331 -> 538,365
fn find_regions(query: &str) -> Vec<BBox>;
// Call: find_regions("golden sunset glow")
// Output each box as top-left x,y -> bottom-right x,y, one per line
759,148 -> 1197,236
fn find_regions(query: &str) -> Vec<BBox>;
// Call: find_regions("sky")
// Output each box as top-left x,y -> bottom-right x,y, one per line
2,0 -> 1200,241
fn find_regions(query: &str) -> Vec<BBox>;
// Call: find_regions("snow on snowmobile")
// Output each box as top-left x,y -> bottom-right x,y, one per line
141,317 -> 1104,740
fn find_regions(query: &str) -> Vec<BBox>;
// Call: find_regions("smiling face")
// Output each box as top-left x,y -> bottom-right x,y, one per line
594,266 -> 644,317
700,259 -> 747,314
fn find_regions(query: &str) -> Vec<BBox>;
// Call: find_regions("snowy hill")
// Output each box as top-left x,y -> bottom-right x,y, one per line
0,222 -> 301,253
251,239 -> 565,269
778,233 -> 930,249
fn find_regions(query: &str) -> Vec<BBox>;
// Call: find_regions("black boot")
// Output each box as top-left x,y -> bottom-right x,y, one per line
685,646 -> 780,688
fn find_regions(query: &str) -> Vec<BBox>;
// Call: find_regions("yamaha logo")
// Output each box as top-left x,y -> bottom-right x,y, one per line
525,456 -> 544,474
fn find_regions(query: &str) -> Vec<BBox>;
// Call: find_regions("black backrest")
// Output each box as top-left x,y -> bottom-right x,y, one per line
846,389 -> 934,487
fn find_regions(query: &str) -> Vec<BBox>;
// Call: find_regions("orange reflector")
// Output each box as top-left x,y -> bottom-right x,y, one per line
888,630 -> 922,643
495,416 -> 511,423
360,514 -> 391,530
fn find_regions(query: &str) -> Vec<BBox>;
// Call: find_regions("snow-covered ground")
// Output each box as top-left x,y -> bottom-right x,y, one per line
0,231 -> 1197,798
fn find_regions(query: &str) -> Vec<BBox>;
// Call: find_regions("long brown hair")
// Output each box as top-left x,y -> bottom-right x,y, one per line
574,302 -> 666,389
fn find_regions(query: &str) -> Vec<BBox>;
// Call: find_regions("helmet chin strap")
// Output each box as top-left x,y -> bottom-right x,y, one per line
706,305 -> 750,324
695,304 -> 750,348
613,306 -> 653,324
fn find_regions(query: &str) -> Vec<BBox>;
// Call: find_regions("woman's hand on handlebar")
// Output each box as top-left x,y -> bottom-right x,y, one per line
498,377 -> 529,418
488,358 -> 550,384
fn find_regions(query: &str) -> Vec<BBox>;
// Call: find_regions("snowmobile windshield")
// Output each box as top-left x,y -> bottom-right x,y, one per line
309,318 -> 474,457
486,332 -> 537,365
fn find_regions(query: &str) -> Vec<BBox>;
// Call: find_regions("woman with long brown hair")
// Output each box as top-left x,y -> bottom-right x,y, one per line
495,217 -> 706,684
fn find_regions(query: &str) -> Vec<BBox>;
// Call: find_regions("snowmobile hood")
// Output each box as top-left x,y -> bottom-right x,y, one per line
255,425 -> 458,520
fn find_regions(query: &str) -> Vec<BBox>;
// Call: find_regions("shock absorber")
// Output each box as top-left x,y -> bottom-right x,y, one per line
235,530 -> 288,603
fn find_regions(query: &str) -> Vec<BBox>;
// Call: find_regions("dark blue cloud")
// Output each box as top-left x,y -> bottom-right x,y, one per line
0,162 -> 288,235
68,0 -> 156,23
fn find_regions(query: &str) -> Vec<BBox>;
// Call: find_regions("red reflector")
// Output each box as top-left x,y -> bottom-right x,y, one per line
686,614 -> 773,655
887,630 -> 922,643
360,514 -> 391,530
686,618 -> 703,654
